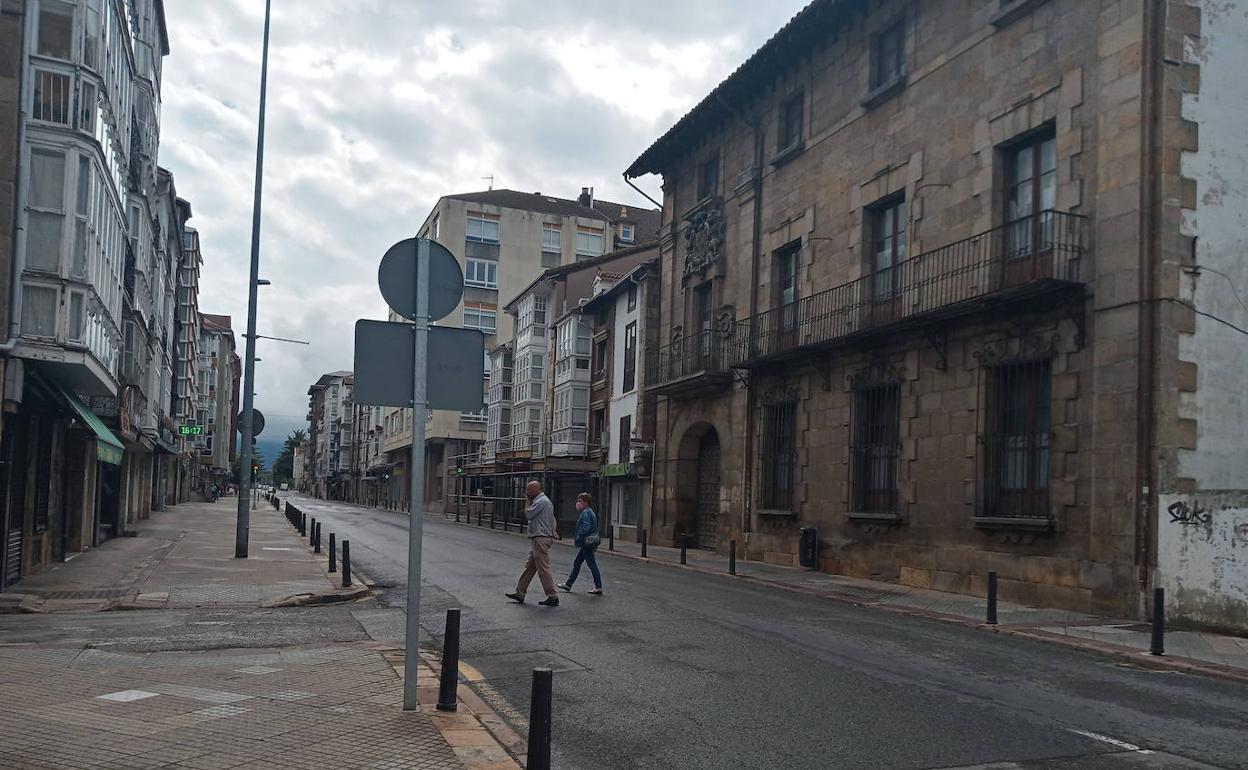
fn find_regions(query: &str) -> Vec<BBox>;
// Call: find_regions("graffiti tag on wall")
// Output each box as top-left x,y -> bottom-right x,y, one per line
1167,500 -> 1213,526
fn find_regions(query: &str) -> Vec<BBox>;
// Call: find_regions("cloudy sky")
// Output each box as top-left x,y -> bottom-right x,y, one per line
159,0 -> 804,447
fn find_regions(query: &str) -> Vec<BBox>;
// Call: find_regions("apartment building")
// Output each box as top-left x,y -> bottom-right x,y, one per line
0,0 -> 176,586
348,403 -> 384,506
625,0 -> 1248,629
454,242 -> 657,531
193,313 -> 239,489
380,187 -> 659,512
173,223 -> 201,498
306,371 -> 352,499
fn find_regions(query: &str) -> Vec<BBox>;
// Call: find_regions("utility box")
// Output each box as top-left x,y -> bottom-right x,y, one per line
799,527 -> 818,569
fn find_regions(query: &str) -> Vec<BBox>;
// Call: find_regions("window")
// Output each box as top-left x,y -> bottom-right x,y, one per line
622,322 -> 637,393
591,408 -> 606,449
619,222 -> 635,243
78,81 -> 96,133
760,400 -> 797,510
779,92 -> 804,151
463,307 -> 497,333
68,292 -> 85,342
542,224 -> 561,253
37,0 -> 74,60
592,338 -> 608,380
618,415 -> 632,463
466,213 -> 500,243
850,383 -> 900,514
774,244 -> 799,310
32,70 -> 71,124
541,251 -> 561,268
22,285 -> 57,337
627,283 -> 637,312
464,258 -> 498,288
1005,129 -> 1057,256
698,153 -> 720,200
28,148 -> 66,272
870,197 -> 907,300
983,360 -> 1052,519
694,283 -> 714,360
575,228 -> 604,258
432,213 -> 440,239
873,20 -> 906,89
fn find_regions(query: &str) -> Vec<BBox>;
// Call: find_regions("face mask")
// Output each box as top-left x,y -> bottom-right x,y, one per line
576,501 -> 585,512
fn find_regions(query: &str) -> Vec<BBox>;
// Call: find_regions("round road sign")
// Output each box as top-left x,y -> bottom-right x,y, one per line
377,238 -> 463,322
238,409 -> 265,437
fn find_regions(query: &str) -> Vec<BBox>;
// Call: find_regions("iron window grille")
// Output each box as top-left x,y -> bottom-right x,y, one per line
980,358 -> 1052,520
850,381 -> 901,515
760,398 -> 798,511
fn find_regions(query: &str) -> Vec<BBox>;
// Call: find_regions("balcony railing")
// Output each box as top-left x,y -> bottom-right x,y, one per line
644,332 -> 735,398
734,211 -> 1085,366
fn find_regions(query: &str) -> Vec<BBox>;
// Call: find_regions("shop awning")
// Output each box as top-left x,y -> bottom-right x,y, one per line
51,381 -> 125,466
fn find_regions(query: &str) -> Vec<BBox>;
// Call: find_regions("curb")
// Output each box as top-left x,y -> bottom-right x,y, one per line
440,516 -> 1248,688
376,645 -> 523,770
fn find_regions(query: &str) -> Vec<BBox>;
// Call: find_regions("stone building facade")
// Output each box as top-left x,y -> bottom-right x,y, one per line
627,0 -> 1247,625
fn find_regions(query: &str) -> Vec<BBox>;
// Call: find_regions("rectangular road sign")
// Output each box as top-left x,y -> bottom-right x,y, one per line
353,320 -> 485,411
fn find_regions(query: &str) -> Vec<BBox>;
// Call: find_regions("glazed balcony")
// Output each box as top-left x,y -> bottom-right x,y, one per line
733,211 -> 1087,368
645,332 -> 734,399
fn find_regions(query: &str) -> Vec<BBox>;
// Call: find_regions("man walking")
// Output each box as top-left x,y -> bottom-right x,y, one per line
506,480 -> 560,607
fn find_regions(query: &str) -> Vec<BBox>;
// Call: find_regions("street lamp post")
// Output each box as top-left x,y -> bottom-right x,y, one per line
235,0 -> 273,559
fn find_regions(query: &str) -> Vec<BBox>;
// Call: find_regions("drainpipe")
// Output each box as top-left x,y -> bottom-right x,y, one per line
622,174 -> 663,210
1135,0 -> 1163,610
1,2 -> 35,352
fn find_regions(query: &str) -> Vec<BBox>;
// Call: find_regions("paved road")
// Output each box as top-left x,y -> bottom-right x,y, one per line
288,495 -> 1248,770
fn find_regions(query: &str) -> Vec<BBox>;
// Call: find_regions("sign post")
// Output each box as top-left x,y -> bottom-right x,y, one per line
404,240 -> 431,713
357,237 -> 473,713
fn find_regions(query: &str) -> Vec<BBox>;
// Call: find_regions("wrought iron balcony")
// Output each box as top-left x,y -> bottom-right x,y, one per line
733,211 -> 1086,367
645,332 -> 734,398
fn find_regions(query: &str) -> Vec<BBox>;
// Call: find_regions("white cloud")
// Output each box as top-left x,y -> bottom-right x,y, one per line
159,0 -> 803,441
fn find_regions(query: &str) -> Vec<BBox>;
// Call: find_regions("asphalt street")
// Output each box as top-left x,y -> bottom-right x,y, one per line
281,495 -> 1248,770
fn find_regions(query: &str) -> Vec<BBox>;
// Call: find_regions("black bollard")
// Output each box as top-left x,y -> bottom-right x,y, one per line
309,518 -> 317,546
1150,587 -> 1165,655
341,541 -> 352,587
987,571 -> 998,625
490,510 -> 495,529
641,528 -> 647,558
609,524 -> 614,552
437,608 -> 462,712
526,668 -> 553,770
729,540 -> 737,575
300,513 -> 307,536
680,533 -> 688,565
314,522 -> 321,554
328,533 -> 337,572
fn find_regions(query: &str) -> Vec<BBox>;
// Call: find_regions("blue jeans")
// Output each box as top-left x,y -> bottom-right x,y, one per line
566,545 -> 602,589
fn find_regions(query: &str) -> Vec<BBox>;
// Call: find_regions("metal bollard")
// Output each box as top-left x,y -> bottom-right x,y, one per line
1150,587 -> 1165,655
729,540 -> 737,575
328,533 -> 337,572
341,541 -> 352,587
987,571 -> 998,625
680,533 -> 688,565
309,518 -> 317,546
609,524 -> 614,552
526,668 -> 553,770
490,510 -> 495,529
314,522 -> 321,554
300,513 -> 307,536
437,608 -> 462,712
641,529 -> 647,558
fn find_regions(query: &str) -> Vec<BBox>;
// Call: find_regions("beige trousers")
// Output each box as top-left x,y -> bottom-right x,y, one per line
515,536 -> 557,598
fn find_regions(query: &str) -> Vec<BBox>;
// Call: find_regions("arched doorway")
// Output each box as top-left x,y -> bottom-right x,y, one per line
694,430 -> 720,549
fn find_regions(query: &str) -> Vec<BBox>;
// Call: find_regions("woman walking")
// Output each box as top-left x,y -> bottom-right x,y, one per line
557,492 -> 603,595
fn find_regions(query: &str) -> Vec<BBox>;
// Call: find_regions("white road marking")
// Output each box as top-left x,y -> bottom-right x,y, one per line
97,689 -> 159,702
1067,728 -> 1152,754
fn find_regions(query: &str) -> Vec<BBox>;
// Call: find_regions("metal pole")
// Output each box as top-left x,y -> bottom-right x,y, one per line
341,540 -> 351,587
729,540 -> 737,575
986,571 -> 998,625
328,533 -> 336,572
527,668 -> 553,770
402,239 -> 431,711
1150,587 -> 1165,655
234,0 -> 272,559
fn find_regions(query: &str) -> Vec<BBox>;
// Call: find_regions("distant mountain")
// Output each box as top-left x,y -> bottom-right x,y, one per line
254,437 -> 283,470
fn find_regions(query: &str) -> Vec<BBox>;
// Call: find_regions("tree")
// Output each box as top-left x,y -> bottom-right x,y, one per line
273,429 -> 304,484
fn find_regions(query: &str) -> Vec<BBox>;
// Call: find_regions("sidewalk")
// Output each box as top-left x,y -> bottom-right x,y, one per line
0,497 -> 366,613
445,514 -> 1248,684
0,499 -> 522,770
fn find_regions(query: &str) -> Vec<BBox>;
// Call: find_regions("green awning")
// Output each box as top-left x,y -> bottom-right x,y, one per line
51,382 -> 125,466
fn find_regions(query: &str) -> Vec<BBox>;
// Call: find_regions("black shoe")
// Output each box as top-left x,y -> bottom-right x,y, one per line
556,582 -> 572,592
505,592 -> 524,604
538,596 -> 560,607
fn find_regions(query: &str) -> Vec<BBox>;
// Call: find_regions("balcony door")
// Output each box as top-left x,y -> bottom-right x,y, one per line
694,283 -> 715,371
869,197 -> 907,327
1002,130 -> 1057,287
772,244 -> 800,353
